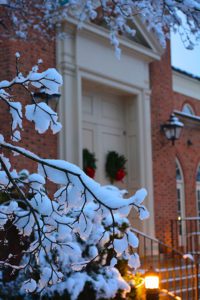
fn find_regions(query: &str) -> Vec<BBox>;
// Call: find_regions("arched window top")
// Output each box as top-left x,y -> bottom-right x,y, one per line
196,165 -> 200,182
176,159 -> 183,181
182,103 -> 195,116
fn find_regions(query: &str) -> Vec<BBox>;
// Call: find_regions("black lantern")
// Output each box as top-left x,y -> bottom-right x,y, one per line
33,91 -> 60,111
161,114 -> 184,145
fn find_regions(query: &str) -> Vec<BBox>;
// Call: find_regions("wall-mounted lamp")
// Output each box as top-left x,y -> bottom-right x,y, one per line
33,90 -> 61,111
161,114 -> 184,145
144,267 -> 160,300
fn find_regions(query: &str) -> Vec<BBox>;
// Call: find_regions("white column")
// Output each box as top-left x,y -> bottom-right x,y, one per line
56,25 -> 82,166
138,89 -> 155,238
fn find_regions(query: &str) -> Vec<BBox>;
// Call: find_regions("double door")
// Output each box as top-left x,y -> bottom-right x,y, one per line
82,92 -> 127,188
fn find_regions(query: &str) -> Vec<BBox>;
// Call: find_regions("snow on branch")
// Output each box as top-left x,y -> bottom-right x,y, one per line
0,54 -> 62,139
0,56 -> 149,299
1,1 -> 200,56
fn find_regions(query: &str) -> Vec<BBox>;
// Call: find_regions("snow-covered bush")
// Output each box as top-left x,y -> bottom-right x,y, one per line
0,54 -> 149,299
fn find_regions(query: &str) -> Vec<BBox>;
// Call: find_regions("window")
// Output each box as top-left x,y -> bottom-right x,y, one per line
182,104 -> 195,116
176,162 -> 182,180
176,159 -> 185,242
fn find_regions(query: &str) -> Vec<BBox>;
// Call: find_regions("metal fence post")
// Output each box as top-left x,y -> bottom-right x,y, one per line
195,261 -> 199,300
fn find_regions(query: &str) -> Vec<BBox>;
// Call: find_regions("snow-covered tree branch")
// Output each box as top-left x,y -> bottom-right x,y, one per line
0,0 -> 200,56
0,54 -> 149,299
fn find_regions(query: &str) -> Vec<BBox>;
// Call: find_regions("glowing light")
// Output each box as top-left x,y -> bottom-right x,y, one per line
145,275 -> 159,289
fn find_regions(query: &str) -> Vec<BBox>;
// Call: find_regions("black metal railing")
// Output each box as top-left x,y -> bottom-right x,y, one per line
171,217 -> 200,255
132,228 -> 199,300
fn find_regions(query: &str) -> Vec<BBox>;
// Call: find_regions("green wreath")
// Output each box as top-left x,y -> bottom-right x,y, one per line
83,149 -> 97,178
105,151 -> 127,183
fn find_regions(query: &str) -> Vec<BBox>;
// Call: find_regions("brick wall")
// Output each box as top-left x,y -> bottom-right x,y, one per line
173,93 -> 200,217
150,42 -> 177,244
150,42 -> 200,245
0,36 -> 58,174
0,31 -> 58,278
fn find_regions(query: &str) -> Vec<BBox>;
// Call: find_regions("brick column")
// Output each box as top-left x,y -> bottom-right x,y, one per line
150,42 -> 177,245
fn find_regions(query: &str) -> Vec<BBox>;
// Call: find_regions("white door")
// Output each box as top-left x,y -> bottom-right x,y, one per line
82,92 -> 127,188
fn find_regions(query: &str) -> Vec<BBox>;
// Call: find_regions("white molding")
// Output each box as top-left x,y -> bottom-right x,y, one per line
133,16 -> 164,56
79,69 -> 142,95
138,89 -> 155,238
63,17 -> 162,62
172,71 -> 200,100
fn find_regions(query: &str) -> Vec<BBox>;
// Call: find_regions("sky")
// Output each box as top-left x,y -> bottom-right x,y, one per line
170,32 -> 200,77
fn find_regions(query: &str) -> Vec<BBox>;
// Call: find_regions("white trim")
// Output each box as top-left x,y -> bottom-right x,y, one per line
63,17 -> 163,61
133,16 -> 164,56
176,159 -> 185,217
172,71 -> 200,100
79,69 -> 142,95
138,89 -> 155,238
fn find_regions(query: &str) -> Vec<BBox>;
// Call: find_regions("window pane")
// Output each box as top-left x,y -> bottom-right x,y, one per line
182,104 -> 195,115
177,188 -> 180,199
176,159 -> 184,237
196,167 -> 200,182
178,201 -> 181,212
176,163 -> 182,180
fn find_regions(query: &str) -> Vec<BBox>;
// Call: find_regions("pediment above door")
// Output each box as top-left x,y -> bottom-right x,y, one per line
62,14 -> 164,62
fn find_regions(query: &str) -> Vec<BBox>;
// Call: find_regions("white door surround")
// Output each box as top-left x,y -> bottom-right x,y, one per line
82,82 -> 139,192
56,21 -> 162,238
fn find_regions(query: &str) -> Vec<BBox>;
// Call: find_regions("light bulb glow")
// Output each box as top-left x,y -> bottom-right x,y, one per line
145,275 -> 159,289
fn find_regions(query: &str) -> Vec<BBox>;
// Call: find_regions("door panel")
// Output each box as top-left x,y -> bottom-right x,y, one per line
101,96 -> 125,129
82,124 -> 95,152
100,126 -> 126,186
82,91 -> 137,191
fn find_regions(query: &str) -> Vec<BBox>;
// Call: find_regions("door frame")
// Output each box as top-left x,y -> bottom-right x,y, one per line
78,71 -> 155,237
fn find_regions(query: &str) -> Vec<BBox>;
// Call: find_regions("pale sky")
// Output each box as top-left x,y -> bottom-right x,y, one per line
171,32 -> 200,77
